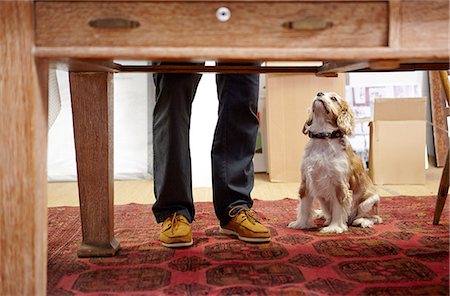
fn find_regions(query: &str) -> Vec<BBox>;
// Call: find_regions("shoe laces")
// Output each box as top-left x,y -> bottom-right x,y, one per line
166,213 -> 188,234
228,206 -> 260,225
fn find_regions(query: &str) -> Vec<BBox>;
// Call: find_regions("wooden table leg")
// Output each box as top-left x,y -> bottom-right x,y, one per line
69,72 -> 120,257
1,2 -> 48,294
433,148 -> 449,225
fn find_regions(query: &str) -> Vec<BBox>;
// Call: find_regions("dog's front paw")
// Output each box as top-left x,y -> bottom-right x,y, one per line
288,220 -> 316,230
320,224 -> 348,234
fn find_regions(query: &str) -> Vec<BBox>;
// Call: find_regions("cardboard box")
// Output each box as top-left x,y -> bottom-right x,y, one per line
369,98 -> 427,185
265,73 -> 345,182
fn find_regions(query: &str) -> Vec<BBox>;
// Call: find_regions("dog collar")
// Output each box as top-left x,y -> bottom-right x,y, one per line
308,130 -> 343,139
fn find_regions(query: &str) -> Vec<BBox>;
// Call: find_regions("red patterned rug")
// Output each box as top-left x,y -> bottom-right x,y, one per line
48,196 -> 449,295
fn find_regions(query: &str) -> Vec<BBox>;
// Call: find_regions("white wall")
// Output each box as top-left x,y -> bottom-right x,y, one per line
190,73 -> 219,188
188,72 -> 267,187
47,68 -> 149,181
47,68 -> 219,187
348,71 -> 426,87
347,71 -> 436,158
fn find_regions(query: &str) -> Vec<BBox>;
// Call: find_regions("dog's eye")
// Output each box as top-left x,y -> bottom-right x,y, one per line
330,96 -> 337,101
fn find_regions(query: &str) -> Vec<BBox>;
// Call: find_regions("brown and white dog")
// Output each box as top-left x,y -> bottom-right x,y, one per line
288,92 -> 382,233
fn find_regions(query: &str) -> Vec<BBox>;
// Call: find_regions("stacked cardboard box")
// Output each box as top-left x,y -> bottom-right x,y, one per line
369,98 -> 427,185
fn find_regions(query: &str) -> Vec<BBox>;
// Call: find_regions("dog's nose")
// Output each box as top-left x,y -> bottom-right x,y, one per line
317,92 -> 324,97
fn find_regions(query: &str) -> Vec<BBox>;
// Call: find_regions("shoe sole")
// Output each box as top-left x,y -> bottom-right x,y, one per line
161,240 -> 193,248
219,227 -> 271,243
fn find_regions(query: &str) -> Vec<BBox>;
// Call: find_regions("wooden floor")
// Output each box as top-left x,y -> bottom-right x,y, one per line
48,166 -> 444,207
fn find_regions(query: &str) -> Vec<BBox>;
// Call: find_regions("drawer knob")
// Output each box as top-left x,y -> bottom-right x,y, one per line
89,18 -> 140,29
216,7 -> 231,22
283,18 -> 333,30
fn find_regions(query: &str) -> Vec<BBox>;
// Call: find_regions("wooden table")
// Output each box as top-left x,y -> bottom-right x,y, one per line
1,0 -> 449,294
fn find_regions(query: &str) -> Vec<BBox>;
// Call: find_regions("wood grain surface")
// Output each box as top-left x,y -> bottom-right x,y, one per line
0,1 -> 48,295
35,2 -> 388,48
433,148 -> 449,225
69,72 -> 120,257
35,46 -> 450,61
400,0 -> 449,49
429,71 -> 450,168
34,0 -> 390,3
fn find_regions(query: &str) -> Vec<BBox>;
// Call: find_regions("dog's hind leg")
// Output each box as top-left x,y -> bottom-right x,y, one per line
352,194 -> 382,227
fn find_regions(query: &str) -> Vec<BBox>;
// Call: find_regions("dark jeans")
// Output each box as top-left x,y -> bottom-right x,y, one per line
152,62 -> 260,226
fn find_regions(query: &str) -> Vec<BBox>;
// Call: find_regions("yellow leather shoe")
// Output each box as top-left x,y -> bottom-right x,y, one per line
160,213 -> 193,248
219,206 -> 271,243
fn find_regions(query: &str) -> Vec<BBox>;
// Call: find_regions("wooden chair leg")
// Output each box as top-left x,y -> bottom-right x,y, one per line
70,71 -> 120,257
433,148 -> 449,225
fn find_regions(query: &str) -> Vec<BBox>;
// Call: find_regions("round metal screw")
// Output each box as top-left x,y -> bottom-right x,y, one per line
216,7 -> 231,22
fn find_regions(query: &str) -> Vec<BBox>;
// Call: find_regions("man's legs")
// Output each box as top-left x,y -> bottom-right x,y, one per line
152,65 -> 202,223
212,63 -> 260,226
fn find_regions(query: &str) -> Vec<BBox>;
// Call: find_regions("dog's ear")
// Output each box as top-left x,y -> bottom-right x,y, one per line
336,100 -> 354,136
302,108 -> 313,134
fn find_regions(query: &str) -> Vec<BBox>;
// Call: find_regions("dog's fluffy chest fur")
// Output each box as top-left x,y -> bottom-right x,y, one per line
302,138 -> 349,195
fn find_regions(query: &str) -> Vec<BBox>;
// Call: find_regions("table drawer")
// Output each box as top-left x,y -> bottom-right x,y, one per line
35,2 -> 388,48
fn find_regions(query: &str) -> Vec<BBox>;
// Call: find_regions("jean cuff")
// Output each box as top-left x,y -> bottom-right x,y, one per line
155,208 -> 193,224
219,201 -> 251,226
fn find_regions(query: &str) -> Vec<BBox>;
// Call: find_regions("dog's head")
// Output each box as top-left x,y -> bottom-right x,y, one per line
302,92 -> 354,136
